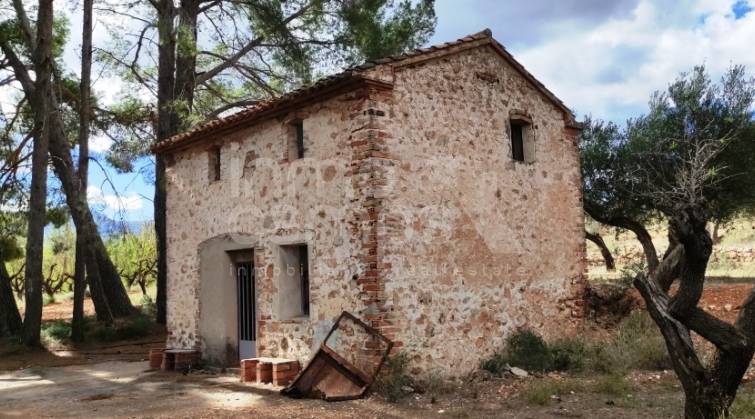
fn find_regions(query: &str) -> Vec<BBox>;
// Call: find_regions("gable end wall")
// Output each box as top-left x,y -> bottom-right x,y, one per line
369,45 -> 585,375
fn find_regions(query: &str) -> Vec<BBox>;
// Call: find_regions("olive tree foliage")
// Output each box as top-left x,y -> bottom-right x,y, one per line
583,65 -> 755,418
580,116 -> 661,270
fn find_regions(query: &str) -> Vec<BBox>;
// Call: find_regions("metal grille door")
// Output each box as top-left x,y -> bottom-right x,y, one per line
236,262 -> 255,359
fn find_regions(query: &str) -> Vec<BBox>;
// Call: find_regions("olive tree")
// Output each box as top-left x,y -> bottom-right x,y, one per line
584,65 -> 755,418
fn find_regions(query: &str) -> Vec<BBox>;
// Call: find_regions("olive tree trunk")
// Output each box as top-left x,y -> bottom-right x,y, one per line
634,205 -> 755,418
585,208 -> 659,271
585,230 -> 616,271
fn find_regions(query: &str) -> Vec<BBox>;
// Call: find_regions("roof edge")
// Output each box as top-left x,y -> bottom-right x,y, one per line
152,75 -> 393,154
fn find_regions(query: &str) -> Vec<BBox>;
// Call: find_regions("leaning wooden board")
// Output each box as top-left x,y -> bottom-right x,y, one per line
282,311 -> 393,401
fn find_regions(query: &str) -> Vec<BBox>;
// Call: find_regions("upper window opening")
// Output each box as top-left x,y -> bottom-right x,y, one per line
509,114 -> 535,164
209,146 -> 221,181
510,122 -> 526,162
294,120 -> 305,159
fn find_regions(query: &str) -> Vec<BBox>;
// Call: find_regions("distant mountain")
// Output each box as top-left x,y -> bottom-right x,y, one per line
92,213 -> 151,237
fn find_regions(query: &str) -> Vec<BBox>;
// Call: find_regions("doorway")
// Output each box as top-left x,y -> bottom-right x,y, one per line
236,260 -> 255,360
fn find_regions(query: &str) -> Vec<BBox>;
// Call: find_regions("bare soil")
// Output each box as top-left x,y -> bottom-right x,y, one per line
3,285 -> 755,418
0,359 -> 695,418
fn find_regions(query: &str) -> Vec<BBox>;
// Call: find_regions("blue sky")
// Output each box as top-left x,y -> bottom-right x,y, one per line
42,0 -> 755,224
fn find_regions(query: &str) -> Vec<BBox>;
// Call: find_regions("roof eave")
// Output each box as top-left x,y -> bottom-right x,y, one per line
152,75 -> 393,155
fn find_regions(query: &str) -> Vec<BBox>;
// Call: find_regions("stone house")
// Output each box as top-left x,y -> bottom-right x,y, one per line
152,29 -> 585,376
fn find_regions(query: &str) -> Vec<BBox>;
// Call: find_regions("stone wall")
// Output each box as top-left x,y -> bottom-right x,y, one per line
164,90 -> 371,364
164,42 -> 585,375
365,45 -> 585,375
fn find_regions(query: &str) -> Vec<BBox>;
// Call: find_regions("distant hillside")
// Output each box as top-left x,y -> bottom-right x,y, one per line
93,213 -> 151,237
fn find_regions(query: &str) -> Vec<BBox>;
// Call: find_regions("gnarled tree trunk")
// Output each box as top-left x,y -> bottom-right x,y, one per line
635,205 -> 755,418
585,230 -> 615,271
585,207 -> 659,271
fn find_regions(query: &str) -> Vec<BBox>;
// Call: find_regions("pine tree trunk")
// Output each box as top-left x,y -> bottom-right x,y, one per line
0,258 -> 23,337
22,0 -> 55,347
154,0 -> 177,325
155,157 -> 167,324
47,112 -> 135,318
85,246 -> 112,324
71,238 -> 87,339
72,0 -> 93,342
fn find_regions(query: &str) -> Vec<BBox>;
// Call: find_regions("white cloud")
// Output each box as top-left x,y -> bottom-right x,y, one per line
87,185 -> 144,211
512,0 -> 755,122
89,135 -> 113,153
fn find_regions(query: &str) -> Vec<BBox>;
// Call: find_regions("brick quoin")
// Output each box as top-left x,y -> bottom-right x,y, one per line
348,86 -> 400,351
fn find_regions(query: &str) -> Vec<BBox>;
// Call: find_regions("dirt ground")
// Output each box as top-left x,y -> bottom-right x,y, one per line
0,359 -> 695,419
3,284 -> 755,418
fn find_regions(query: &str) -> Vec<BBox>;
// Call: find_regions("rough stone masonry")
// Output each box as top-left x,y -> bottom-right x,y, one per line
153,29 -> 585,376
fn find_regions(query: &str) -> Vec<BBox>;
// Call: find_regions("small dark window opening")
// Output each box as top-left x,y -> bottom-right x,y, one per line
294,120 -> 305,159
298,244 -> 310,316
209,146 -> 221,181
510,122 -> 525,162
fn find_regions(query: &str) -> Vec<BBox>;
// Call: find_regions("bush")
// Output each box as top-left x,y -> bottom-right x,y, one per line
504,330 -> 553,372
481,330 -> 589,374
420,372 -> 453,401
480,311 -> 669,378
374,353 -> 413,403
593,311 -> 670,374
730,392 -> 755,418
139,295 -> 156,318
522,379 -> 584,406
592,374 -> 633,396
89,314 -> 152,342
550,338 -> 590,372
42,320 -> 71,342
42,294 -> 56,306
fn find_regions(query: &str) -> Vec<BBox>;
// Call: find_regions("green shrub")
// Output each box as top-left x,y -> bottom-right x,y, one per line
504,330 -> 553,372
374,353 -> 413,403
480,351 -> 508,375
480,311 -> 668,378
550,338 -> 590,372
592,374 -> 633,396
42,320 -> 71,342
42,294 -> 56,306
731,392 -> 755,418
593,311 -> 670,374
139,295 -> 157,318
420,372 -> 453,401
522,379 -> 584,406
89,314 -> 152,342
481,330 -> 590,374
